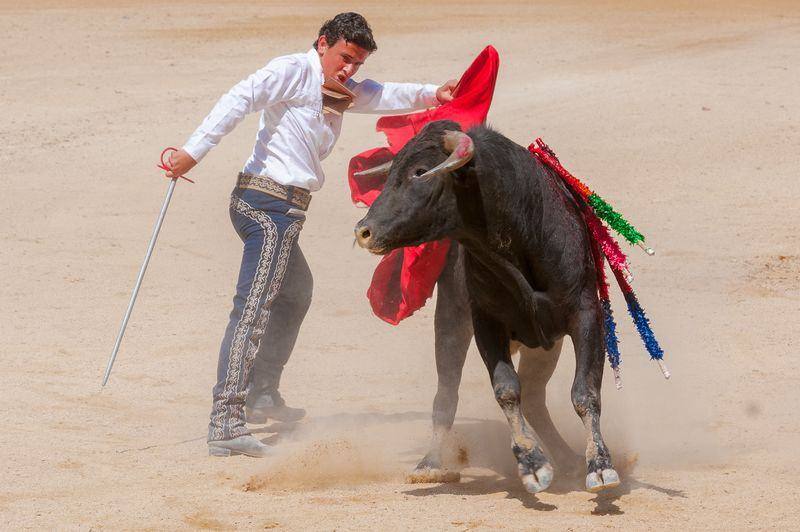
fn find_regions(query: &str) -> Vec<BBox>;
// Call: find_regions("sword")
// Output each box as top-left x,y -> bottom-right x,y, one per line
101,147 -> 193,387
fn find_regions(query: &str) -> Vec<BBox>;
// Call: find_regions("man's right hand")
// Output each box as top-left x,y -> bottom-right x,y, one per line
165,149 -> 197,178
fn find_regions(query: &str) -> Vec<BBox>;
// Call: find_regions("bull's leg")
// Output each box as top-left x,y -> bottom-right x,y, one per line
473,310 -> 553,493
409,245 -> 472,483
518,340 -> 583,475
570,305 -> 620,493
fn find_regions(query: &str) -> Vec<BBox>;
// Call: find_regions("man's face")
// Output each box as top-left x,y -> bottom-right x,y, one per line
317,36 -> 370,83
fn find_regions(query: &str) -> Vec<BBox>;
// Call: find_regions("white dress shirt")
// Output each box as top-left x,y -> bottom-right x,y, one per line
182,48 -> 439,192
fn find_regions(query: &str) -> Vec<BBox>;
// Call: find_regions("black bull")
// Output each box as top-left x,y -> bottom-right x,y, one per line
354,120 -> 620,494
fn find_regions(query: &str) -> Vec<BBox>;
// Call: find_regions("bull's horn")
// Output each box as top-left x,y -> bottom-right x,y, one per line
353,160 -> 393,177
416,130 -> 474,180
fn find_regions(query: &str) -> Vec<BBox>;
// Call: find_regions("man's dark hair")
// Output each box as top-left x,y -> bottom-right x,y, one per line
314,12 -> 377,53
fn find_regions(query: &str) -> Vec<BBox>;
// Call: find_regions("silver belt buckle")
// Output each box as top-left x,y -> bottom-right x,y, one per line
285,207 -> 306,219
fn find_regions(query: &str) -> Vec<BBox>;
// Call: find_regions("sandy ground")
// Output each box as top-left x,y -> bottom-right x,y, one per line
2,0 -> 799,529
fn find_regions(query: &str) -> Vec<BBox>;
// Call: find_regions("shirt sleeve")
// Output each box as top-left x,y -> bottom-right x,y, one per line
347,79 -> 439,114
182,57 -> 302,163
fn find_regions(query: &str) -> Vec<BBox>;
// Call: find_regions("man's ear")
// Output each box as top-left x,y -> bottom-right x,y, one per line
317,35 -> 328,54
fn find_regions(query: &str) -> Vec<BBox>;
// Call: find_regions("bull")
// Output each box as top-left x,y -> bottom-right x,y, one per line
353,119 -> 621,493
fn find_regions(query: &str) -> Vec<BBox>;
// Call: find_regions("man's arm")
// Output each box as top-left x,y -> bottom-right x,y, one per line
347,79 -> 458,114
166,57 -> 302,177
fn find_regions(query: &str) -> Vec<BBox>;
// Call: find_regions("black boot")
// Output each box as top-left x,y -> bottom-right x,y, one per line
246,390 -> 306,424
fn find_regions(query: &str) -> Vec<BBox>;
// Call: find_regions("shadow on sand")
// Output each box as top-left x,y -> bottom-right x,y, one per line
588,476 -> 687,516
400,418 -> 686,514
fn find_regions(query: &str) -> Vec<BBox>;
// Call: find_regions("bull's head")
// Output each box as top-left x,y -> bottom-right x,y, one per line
354,120 -> 475,254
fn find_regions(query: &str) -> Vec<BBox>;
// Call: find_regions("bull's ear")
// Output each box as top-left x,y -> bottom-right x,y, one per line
452,163 -> 476,186
415,130 -> 474,181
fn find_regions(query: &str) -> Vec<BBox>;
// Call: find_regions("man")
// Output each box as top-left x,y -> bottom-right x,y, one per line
165,12 -> 456,458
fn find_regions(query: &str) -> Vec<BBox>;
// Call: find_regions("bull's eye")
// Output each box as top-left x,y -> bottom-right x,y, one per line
414,168 -> 427,177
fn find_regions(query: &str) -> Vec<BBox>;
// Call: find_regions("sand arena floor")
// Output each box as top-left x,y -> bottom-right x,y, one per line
2,0 -> 799,529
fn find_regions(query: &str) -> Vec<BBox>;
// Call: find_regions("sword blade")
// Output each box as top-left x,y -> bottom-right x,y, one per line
102,178 -> 178,387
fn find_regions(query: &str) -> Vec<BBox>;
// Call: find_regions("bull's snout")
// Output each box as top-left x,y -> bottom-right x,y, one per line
354,221 -> 389,254
354,222 -> 374,250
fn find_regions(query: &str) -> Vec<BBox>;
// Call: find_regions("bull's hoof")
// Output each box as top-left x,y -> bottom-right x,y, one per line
406,467 -> 461,484
585,468 -> 620,493
406,453 -> 460,484
513,444 -> 553,493
519,462 -> 554,494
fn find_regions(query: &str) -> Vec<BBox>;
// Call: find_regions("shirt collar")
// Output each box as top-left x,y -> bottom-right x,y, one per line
307,47 -> 323,83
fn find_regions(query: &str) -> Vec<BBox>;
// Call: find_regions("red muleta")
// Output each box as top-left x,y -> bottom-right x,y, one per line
347,46 -> 500,324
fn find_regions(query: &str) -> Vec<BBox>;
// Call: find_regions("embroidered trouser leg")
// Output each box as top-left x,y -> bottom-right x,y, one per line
247,245 -> 313,404
208,191 -> 304,442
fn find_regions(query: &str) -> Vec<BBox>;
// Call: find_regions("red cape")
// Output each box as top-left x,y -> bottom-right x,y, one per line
348,46 -> 499,324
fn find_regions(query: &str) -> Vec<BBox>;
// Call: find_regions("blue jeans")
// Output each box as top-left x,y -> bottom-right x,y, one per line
208,188 -> 312,442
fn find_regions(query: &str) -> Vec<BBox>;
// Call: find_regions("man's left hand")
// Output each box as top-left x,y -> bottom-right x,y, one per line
436,79 -> 459,104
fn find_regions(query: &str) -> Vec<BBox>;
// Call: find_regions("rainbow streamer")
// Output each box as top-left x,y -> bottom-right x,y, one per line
529,139 -> 667,381
588,211 -> 624,388
602,298 -> 623,389
611,268 -> 665,362
588,227 -> 621,369
584,208 -> 632,280
601,299 -> 621,367
530,139 -> 647,248
588,195 -> 644,247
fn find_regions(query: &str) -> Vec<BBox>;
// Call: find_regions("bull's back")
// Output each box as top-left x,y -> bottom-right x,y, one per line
460,129 -> 598,338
